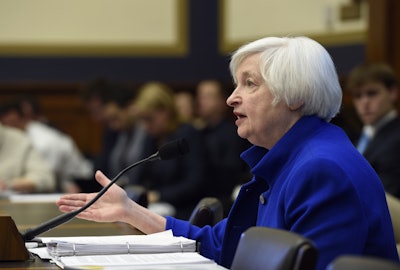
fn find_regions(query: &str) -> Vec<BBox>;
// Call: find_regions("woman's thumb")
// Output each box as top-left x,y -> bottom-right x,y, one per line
95,170 -> 111,187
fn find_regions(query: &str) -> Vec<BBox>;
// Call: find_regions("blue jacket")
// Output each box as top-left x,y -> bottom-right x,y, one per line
166,116 -> 399,270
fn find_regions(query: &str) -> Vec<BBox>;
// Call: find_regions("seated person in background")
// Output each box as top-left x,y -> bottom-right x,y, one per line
57,36 -> 399,270
174,90 -> 198,125
133,82 -> 208,219
346,63 -> 400,198
0,123 -> 55,193
0,97 -> 93,193
195,79 -> 250,213
80,78 -> 120,191
101,83 -> 151,187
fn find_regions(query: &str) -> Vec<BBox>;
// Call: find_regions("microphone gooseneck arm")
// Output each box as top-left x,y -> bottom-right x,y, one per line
21,152 -> 159,242
21,138 -> 189,242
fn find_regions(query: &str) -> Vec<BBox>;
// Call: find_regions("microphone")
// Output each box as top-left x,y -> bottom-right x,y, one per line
21,138 -> 189,241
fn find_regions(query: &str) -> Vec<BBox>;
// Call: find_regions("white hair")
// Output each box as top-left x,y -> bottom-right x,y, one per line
229,36 -> 342,121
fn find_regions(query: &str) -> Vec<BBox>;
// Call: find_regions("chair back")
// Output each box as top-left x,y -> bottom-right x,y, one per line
125,185 -> 148,207
231,227 -> 318,270
386,192 -> 400,258
326,255 -> 400,270
189,197 -> 223,227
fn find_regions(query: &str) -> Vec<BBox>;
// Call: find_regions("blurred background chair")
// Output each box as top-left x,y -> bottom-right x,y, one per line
386,192 -> 400,258
231,226 -> 318,270
125,185 -> 148,208
188,197 -> 223,227
326,255 -> 400,270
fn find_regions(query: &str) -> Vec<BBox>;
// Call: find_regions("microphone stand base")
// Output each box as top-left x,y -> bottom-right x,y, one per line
0,215 -> 30,261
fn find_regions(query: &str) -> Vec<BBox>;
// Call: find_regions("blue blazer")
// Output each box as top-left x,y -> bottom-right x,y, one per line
166,116 -> 399,270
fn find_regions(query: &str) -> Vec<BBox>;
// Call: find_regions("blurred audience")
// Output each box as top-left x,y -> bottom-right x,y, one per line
195,79 -> 251,212
346,63 -> 400,198
0,96 -> 93,193
101,83 -> 151,187
80,78 -> 119,183
0,122 -> 55,193
174,90 -> 198,125
133,82 -> 208,219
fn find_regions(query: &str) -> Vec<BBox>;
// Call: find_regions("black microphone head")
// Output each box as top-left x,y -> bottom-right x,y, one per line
158,138 -> 190,160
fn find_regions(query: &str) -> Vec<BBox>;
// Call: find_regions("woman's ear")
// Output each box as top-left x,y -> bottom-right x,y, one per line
289,101 -> 304,111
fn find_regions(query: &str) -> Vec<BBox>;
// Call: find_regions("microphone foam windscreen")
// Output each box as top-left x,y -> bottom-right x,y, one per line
158,138 -> 190,160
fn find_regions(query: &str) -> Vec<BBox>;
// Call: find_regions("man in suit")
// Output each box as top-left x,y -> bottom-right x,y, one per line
346,63 -> 400,198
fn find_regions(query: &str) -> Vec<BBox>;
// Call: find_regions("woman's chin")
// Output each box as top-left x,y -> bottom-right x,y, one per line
237,129 -> 248,140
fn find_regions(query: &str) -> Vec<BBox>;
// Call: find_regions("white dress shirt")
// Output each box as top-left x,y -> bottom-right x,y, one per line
26,121 -> 93,190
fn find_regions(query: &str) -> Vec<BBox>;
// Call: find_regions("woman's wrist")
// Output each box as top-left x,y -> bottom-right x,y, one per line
122,198 -> 166,234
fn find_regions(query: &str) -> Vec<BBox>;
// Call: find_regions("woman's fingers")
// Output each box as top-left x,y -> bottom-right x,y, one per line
58,204 -> 81,213
57,194 -> 88,206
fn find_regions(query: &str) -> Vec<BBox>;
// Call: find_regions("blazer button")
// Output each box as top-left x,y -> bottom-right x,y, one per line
259,194 -> 265,205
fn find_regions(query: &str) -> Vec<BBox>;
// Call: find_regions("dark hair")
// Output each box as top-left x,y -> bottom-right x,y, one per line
106,84 -> 137,108
81,77 -> 114,103
17,95 -> 42,115
346,63 -> 399,94
81,78 -> 137,108
0,99 -> 24,117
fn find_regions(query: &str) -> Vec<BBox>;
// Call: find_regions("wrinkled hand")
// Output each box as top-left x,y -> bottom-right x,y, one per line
56,170 -> 132,223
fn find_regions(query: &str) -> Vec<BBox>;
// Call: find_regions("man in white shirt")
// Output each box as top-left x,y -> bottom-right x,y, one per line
0,123 -> 55,193
0,97 -> 93,193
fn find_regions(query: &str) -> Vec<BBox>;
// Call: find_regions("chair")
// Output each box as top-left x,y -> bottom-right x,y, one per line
386,192 -> 400,258
231,227 -> 318,270
326,255 -> 400,270
188,197 -> 223,227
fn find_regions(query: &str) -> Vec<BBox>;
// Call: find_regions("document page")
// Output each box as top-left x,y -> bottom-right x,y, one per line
55,252 -> 216,269
28,230 -> 197,259
37,230 -> 195,257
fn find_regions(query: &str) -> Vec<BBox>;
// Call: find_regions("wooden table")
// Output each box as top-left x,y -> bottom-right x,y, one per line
0,198 -> 140,269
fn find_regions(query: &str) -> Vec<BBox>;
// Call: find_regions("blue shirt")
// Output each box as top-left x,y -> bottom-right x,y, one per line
166,116 -> 399,270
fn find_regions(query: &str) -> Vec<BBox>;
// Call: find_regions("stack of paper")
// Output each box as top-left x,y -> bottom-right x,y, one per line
54,252 -> 218,269
37,230 -> 196,257
28,230 -> 227,269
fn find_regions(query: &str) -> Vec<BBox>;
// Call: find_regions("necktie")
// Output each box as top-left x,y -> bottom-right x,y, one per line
357,132 -> 370,154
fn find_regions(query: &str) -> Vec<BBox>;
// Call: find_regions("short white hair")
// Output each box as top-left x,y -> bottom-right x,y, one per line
229,36 -> 342,121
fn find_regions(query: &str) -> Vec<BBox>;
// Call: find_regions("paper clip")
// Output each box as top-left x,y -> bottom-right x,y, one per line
72,243 -> 76,256
126,242 -> 130,254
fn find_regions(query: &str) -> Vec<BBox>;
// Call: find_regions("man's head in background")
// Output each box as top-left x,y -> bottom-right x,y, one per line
346,63 -> 399,126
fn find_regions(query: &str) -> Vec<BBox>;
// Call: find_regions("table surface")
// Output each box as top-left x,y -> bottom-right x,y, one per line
0,197 -> 141,269
0,196 -> 229,270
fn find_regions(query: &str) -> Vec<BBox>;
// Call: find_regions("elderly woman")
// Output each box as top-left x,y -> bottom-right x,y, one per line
57,36 -> 399,270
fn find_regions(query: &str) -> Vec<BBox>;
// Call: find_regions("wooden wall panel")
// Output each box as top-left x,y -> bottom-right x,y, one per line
367,0 -> 400,109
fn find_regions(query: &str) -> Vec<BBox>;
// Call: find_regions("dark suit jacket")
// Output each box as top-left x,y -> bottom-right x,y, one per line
362,117 -> 400,198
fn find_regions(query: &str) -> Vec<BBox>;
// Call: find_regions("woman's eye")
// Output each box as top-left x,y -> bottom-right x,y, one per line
245,79 -> 255,87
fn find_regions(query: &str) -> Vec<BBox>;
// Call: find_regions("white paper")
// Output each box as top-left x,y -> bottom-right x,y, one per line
56,252 -> 215,268
30,230 -> 196,259
9,193 -> 63,203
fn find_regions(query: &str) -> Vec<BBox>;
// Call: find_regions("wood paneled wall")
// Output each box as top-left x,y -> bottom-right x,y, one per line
367,0 -> 400,109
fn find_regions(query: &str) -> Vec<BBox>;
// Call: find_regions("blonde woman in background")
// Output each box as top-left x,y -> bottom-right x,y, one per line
130,82 -> 208,219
